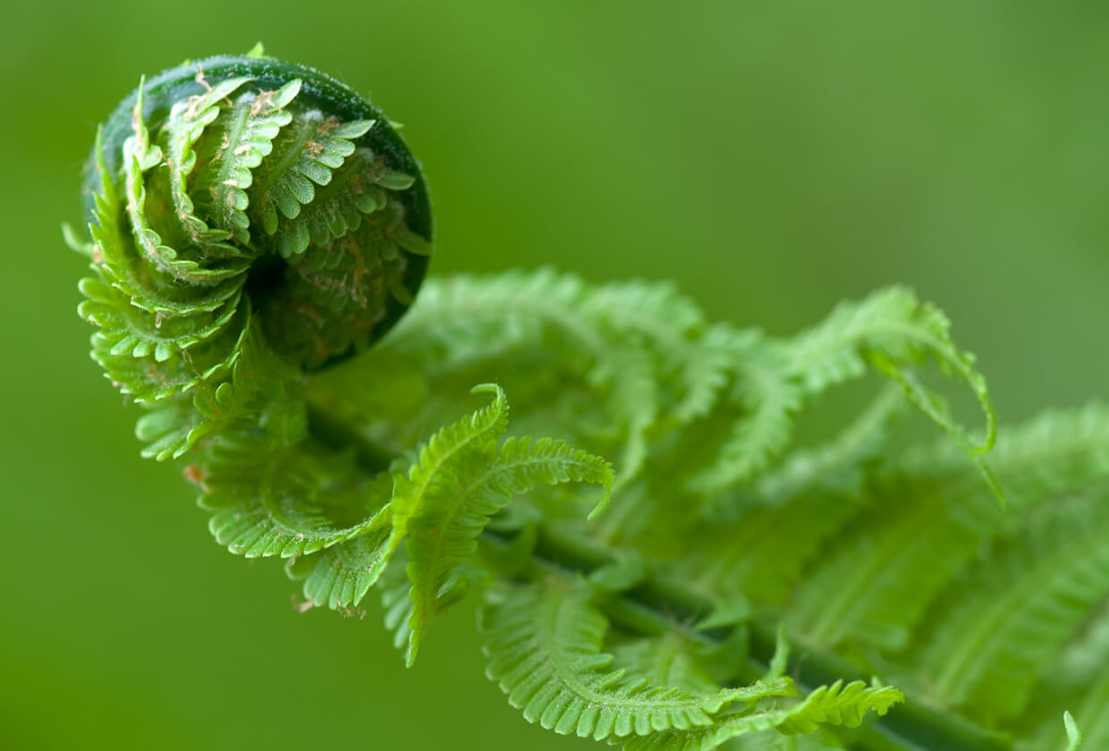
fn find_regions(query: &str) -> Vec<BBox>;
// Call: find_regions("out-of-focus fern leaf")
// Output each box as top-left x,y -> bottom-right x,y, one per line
786,286 -> 996,474
756,383 -> 904,504
900,403 -> 1109,514
910,500 -> 1109,718
788,404 -> 1109,653
685,492 -> 863,607
381,269 -> 588,368
610,635 -> 722,697
727,731 -> 843,750
581,280 -> 729,426
383,271 -> 663,479
1019,605 -> 1109,750
687,333 -> 802,493
785,472 -> 986,653
1064,712 -> 1083,751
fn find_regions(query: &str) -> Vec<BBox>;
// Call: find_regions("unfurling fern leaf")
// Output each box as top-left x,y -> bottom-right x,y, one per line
71,50 -> 1109,751
401,385 -> 615,664
198,435 -> 391,558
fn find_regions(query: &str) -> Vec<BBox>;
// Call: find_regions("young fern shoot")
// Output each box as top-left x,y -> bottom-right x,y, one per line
70,49 -> 1105,751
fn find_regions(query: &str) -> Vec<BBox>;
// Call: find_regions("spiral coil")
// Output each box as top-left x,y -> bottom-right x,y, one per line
72,53 -> 431,459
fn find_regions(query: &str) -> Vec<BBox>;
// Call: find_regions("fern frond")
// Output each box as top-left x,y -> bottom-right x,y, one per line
910,499 -> 1109,718
122,80 -> 249,284
686,492 -> 863,607
284,474 -> 398,610
381,268 -> 588,367
132,320 -> 301,459
786,403 -> 1109,653
78,274 -> 243,361
900,402 -> 1109,513
390,384 -> 510,533
581,280 -> 728,425
384,270 -> 662,477
786,286 -> 996,467
185,79 -> 301,243
727,731 -> 842,751
404,434 -> 613,665
756,382 -> 904,504
163,75 -> 254,252
785,472 -> 987,652
618,680 -> 903,751
89,303 -> 246,403
248,111 -> 375,239
775,680 -> 905,735
198,436 -> 392,558
610,635 -> 722,697
77,52 -> 1109,751
481,579 -> 795,741
687,333 -> 802,492
269,147 -> 397,257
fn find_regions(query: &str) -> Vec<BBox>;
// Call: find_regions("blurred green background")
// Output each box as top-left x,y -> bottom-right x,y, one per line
3,1 -> 1108,748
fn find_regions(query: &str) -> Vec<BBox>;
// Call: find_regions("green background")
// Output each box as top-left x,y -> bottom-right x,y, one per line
3,2 -> 1108,748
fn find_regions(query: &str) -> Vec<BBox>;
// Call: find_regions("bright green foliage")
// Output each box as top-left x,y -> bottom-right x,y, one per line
480,579 -> 796,741
72,52 -> 1109,751
617,680 -> 902,751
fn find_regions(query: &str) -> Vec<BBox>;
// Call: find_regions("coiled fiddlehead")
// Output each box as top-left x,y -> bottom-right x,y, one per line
72,49 -> 431,460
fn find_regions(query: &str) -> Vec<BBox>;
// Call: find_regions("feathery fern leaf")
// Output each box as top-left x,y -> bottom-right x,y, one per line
755,383 -> 904,504
618,680 -> 903,751
122,81 -> 249,284
581,280 -> 729,426
186,78 -> 301,244
162,75 -> 254,252
787,286 -> 996,468
249,111 -> 375,238
197,436 -> 392,558
481,579 -> 795,742
404,434 -> 613,665
687,333 -> 802,493
390,384 -> 510,534
284,474 -> 398,610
